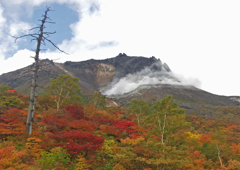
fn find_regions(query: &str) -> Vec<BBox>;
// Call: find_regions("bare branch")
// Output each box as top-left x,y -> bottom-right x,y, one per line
11,6 -> 68,135
29,27 -> 41,31
13,34 -> 38,42
44,37 -> 69,55
30,56 -> 35,59
43,31 -> 56,35
41,41 -> 46,46
30,37 -> 38,43
45,21 -> 56,24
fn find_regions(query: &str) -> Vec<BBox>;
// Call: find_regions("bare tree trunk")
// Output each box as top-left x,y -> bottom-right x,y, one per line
161,111 -> 167,158
216,143 -> 223,167
26,9 -> 48,135
161,112 -> 167,145
14,7 -> 68,135
26,63 -> 38,135
135,110 -> 141,125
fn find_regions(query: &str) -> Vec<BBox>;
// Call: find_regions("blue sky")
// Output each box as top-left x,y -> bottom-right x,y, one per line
0,0 -> 240,96
24,4 -> 78,52
1,2 -> 78,57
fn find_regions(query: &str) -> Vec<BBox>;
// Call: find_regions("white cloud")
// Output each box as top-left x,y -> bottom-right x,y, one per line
0,49 -> 34,74
0,4 -> 6,60
0,2 -> 34,61
0,0 -> 240,96
0,4 -> 6,29
101,63 -> 201,96
9,22 -> 32,36
0,0 -> 101,59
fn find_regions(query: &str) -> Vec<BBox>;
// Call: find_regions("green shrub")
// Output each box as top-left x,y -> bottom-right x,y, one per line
37,147 -> 70,170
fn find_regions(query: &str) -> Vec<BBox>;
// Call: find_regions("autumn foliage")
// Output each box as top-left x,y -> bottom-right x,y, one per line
50,130 -> 105,156
65,104 -> 85,120
0,108 -> 27,137
1,85 -> 240,169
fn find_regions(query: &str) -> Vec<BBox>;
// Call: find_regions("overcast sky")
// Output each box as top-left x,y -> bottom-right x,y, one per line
0,0 -> 240,96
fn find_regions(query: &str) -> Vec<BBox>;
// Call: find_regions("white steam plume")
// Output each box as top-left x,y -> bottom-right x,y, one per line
102,64 -> 201,96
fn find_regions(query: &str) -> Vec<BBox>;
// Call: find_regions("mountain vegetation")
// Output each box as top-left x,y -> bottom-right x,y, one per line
0,75 -> 240,169
2,6 -> 239,170
0,54 -> 239,117
13,7 -> 68,135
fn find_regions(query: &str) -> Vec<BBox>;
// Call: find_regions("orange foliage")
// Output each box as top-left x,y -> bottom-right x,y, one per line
187,150 -> 206,170
100,125 -> 121,137
120,137 -> 144,146
68,119 -> 96,132
189,150 -> 202,159
84,105 -> 97,117
222,159 -> 240,170
1,89 -> 240,170
230,124 -> 237,130
112,163 -> 126,170
150,134 -> 161,141
0,145 -> 26,169
8,89 -> 16,93
230,143 -> 240,156
198,133 -> 212,144
40,108 -> 58,117
0,108 -> 27,136
131,125 -> 147,137
25,137 -> 44,159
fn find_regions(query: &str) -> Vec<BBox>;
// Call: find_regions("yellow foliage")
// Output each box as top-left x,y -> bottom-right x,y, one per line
112,163 -> 126,170
102,140 -> 118,155
120,137 -> 144,146
97,110 -> 108,116
97,139 -> 119,165
185,131 -> 202,141
117,114 -> 124,120
25,137 -> 44,159
75,155 -> 91,170
27,137 -> 42,143
50,146 -> 64,153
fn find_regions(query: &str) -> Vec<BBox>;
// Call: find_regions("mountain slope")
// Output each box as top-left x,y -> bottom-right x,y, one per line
0,59 -> 66,94
0,53 -> 239,116
109,84 -> 240,116
0,53 -> 170,94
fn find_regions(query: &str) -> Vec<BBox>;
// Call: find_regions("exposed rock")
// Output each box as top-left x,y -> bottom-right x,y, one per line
0,53 -> 238,118
0,54 -> 170,94
106,98 -> 119,107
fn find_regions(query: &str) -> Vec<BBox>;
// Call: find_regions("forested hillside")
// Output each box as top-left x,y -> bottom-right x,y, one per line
0,75 -> 240,170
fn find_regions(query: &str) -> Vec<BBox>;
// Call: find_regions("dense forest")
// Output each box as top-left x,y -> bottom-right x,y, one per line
0,75 -> 240,170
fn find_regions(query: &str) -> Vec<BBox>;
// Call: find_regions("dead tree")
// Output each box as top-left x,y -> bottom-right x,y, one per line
14,7 -> 68,135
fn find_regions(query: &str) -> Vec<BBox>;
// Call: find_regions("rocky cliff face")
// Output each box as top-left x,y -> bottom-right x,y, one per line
0,59 -> 66,94
0,53 -> 170,94
60,53 -> 171,92
0,53 -> 239,117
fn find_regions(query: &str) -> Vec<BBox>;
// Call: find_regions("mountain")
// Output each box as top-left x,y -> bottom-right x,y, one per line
0,53 -> 170,94
0,53 -> 239,116
109,84 -> 240,116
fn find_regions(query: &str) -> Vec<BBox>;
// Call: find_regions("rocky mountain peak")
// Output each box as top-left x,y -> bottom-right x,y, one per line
0,53 -> 239,116
0,53 -> 172,94
116,53 -> 127,57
